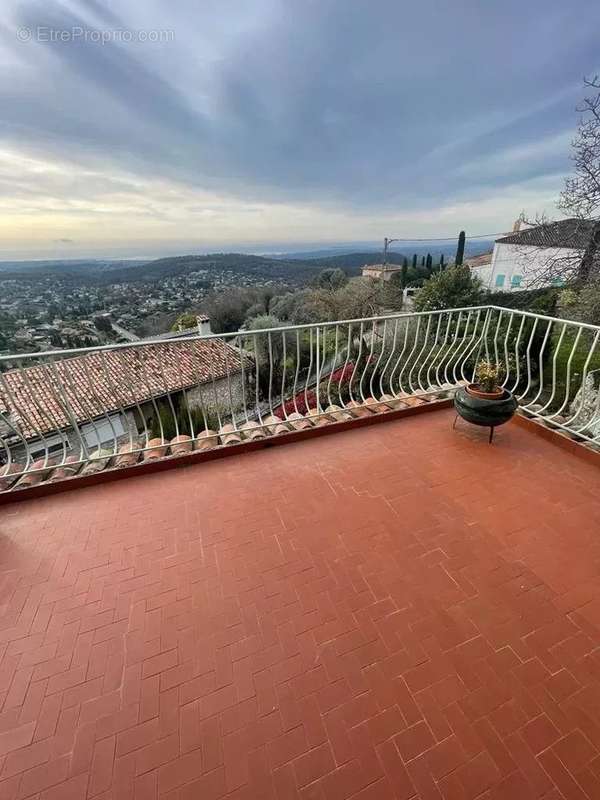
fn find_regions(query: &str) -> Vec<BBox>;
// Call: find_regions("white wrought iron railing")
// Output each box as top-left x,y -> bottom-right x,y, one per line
1,305 -> 600,491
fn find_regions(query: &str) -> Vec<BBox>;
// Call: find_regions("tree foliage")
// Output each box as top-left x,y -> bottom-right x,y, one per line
312,267 -> 348,291
269,289 -> 333,325
201,286 -> 279,332
414,265 -> 483,312
171,312 -> 198,331
93,315 -> 112,333
560,280 -> 600,325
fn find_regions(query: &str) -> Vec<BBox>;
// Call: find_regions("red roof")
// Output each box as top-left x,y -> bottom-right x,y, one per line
1,338 -> 247,439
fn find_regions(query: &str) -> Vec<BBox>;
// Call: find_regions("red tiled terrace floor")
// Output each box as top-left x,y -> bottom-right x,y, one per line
1,409 -> 600,800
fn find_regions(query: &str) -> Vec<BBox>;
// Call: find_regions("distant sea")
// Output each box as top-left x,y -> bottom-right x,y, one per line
0,238 -> 495,269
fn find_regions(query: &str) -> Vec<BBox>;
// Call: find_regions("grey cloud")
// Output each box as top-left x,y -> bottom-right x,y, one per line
1,0 -> 598,212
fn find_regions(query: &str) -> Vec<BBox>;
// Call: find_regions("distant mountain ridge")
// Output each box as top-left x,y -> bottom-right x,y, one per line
0,251 -> 406,284
0,241 -> 494,284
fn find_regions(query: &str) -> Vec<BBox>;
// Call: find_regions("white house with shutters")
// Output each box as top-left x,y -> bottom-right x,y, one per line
468,218 -> 593,292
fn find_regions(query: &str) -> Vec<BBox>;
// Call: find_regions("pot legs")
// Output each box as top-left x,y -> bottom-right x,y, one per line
452,413 -> 495,444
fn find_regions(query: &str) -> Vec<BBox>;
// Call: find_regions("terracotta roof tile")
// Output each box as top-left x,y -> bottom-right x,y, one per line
1,338 -> 247,439
496,218 -> 594,249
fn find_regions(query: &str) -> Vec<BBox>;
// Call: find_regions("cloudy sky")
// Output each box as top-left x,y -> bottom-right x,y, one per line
1,0 -> 598,259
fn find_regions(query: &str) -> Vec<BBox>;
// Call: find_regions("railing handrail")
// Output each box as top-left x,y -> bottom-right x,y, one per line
487,305 -> 600,333
3,304 -> 599,364
0,306 -> 489,363
3,300 -> 600,493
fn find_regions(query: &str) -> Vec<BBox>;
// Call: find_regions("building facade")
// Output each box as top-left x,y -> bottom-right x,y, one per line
470,218 -> 593,292
361,264 -> 403,282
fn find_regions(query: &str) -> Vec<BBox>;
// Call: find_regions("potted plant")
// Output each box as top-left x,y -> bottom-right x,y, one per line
454,360 -> 517,442
467,360 -> 506,399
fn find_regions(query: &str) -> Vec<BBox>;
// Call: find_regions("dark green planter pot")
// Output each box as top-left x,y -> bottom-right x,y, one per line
454,386 -> 517,440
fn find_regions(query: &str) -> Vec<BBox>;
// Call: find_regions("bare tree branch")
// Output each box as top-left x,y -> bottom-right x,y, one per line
513,78 -> 600,289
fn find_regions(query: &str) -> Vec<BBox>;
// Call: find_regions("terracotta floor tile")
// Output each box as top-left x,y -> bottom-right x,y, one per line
1,409 -> 600,798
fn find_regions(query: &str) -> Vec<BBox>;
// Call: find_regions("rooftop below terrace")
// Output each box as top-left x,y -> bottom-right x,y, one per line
2,408 -> 600,800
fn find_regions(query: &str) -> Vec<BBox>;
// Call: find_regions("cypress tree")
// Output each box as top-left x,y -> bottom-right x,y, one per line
455,231 -> 466,265
412,253 -> 417,268
426,253 -> 432,270
421,255 -> 425,267
401,260 -> 408,288
439,253 -> 445,270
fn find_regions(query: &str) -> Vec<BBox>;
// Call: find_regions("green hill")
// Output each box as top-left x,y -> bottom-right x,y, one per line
0,250 -> 409,285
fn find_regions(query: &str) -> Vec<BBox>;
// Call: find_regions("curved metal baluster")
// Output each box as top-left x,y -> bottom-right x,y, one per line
101,349 -> 148,456
371,319 -> 387,400
507,315 -> 527,394
389,317 -> 411,395
349,322 -> 364,404
360,321 -> 376,402
521,320 -> 553,408
535,323 -> 567,411
459,310 -> 485,383
327,325 -> 340,409
483,307 -> 493,363
59,356 -> 104,459
238,334 -> 250,426
171,340 -> 195,440
422,312 -> 443,390
431,312 -> 452,389
339,323 -> 353,407
467,309 -> 490,381
20,360 -> 71,468
0,402 -> 14,473
293,330 -> 301,416
501,312 -> 514,387
304,328 -> 314,413
208,341 -> 223,431
411,315 -> 433,394
156,345 -> 179,440
516,318 -> 540,401
451,311 -> 473,384
0,417 -> 15,479
565,331 -> 600,430
108,348 -> 142,452
267,332 -> 275,417
223,342 -> 236,429
34,361 -> 72,465
49,356 -> 89,464
399,317 -> 421,395
0,369 -> 36,474
315,327 -> 323,413
253,333 -> 262,425
166,341 -> 191,439
280,330 -> 288,420
80,355 -> 119,457
400,317 -> 422,394
492,309 -> 502,367
546,328 -> 583,420
380,318 -> 399,397
135,347 -> 165,447
443,311 -> 463,386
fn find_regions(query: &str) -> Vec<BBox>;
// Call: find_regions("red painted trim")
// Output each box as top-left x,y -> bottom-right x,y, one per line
0,398 -> 453,506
